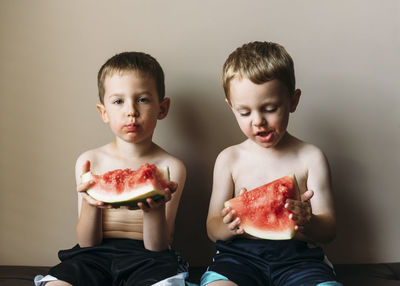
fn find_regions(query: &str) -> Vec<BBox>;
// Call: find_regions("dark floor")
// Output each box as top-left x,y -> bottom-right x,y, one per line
1,264 -> 400,285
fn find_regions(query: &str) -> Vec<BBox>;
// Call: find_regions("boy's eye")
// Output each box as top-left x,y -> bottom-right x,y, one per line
264,107 -> 277,113
137,97 -> 150,103
238,110 -> 250,116
113,99 -> 123,104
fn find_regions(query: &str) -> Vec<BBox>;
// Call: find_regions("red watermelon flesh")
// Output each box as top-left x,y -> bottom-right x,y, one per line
82,163 -> 169,207
225,175 -> 300,240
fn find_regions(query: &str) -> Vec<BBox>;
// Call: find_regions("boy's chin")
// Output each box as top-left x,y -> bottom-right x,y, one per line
251,136 -> 281,149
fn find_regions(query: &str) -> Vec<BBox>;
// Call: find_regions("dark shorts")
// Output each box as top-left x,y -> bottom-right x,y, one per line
203,238 -> 339,286
48,238 -> 188,286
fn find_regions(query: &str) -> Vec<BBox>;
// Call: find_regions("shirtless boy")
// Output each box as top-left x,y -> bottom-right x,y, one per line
36,52 -> 188,286
201,42 -> 342,286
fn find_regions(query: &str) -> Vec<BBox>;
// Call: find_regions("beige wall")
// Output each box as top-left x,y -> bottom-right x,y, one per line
1,0 -> 399,266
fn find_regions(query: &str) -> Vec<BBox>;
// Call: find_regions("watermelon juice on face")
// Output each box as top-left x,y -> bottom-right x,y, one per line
228,78 -> 294,149
97,71 -> 164,145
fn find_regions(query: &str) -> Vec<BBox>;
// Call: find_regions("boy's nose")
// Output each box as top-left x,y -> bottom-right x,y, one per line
252,113 -> 266,126
126,104 -> 139,117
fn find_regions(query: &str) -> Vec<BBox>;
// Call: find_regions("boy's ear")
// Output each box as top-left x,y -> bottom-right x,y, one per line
158,97 -> 170,119
97,103 -> 109,123
290,89 -> 301,113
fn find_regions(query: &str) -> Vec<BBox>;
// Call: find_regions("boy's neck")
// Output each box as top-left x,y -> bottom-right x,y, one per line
111,137 -> 157,159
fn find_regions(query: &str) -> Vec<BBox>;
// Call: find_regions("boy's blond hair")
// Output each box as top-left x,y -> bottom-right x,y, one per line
97,51 -> 165,104
222,41 -> 296,102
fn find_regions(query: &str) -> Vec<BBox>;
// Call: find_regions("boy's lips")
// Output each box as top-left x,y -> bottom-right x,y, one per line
256,130 -> 274,142
124,123 -> 138,132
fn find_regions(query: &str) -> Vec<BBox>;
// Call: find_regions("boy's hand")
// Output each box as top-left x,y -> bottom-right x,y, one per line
77,160 -> 105,208
136,182 -> 177,212
285,190 -> 314,233
221,188 -> 247,236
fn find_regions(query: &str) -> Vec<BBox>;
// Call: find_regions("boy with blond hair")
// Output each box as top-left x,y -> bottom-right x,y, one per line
201,42 -> 341,286
36,52 -> 188,285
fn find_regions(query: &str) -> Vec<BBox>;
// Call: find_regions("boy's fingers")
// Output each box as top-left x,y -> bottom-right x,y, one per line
290,211 -> 312,226
167,181 -> 178,194
236,227 -> 244,235
286,200 -> 310,212
82,160 -> 91,174
221,207 -> 230,217
229,217 -> 240,231
222,210 -> 235,224
301,190 -> 314,202
81,193 -> 103,206
77,180 -> 94,193
163,189 -> 172,202
146,198 -> 157,208
137,202 -> 150,212
239,188 -> 247,196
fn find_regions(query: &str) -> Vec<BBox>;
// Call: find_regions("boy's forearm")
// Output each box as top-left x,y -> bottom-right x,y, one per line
206,217 -> 235,243
295,214 -> 336,243
76,200 -> 103,247
142,206 -> 169,251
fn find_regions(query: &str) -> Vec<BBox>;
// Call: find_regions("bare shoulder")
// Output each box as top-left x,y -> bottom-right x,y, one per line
152,146 -> 186,182
296,140 -> 329,167
215,144 -> 241,166
164,155 -> 186,180
286,134 -> 328,165
74,144 -> 111,178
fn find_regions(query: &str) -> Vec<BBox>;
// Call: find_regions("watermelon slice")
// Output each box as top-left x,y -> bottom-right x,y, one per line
81,163 -> 170,207
225,175 -> 300,240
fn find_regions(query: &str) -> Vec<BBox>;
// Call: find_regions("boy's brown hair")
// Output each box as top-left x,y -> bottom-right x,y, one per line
97,51 -> 165,104
222,41 -> 296,102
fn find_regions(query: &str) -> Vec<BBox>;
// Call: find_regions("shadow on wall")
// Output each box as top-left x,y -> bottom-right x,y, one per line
301,109 -> 380,263
163,90 -> 243,266
164,85 -> 381,265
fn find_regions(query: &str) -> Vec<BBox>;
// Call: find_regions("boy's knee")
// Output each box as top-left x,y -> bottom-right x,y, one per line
45,281 -> 72,286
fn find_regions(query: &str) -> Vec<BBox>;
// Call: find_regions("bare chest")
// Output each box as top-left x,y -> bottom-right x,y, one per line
231,155 -> 308,196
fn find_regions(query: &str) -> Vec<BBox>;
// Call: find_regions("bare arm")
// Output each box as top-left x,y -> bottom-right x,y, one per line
206,151 -> 242,242
76,158 -> 104,247
141,159 -> 186,251
287,148 -> 336,243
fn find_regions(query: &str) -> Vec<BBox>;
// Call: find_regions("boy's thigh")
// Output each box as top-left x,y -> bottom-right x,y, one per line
46,281 -> 72,286
116,249 -> 187,286
205,281 -> 238,286
206,260 -> 270,286
48,251 -> 112,286
272,261 -> 339,286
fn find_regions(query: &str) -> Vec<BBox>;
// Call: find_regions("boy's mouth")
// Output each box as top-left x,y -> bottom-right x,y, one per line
256,130 -> 274,142
125,123 -> 138,132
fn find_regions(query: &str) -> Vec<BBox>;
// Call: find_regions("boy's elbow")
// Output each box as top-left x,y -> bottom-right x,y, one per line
315,214 -> 337,243
206,230 -> 217,243
206,219 -> 219,243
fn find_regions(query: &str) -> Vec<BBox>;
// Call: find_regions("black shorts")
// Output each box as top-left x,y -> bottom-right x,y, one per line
48,238 -> 188,286
204,238 -> 339,286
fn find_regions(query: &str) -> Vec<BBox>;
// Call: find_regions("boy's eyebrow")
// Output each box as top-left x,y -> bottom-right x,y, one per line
234,104 -> 249,109
107,91 -> 153,97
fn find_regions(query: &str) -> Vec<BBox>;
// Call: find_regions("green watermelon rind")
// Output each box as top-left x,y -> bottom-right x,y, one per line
82,166 -> 170,207
225,174 -> 301,240
243,226 -> 295,240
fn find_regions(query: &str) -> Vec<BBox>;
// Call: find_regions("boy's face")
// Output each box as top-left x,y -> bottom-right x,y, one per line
97,71 -> 169,144
228,77 -> 300,149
